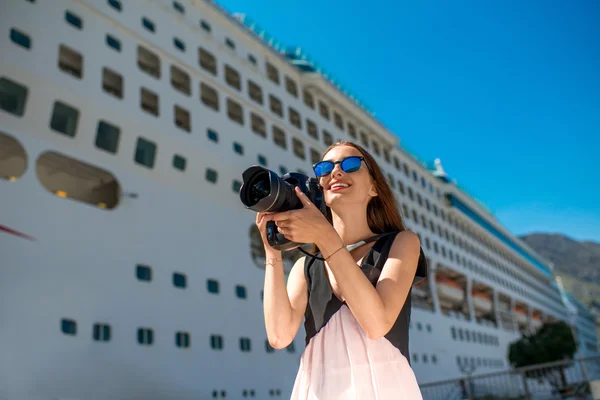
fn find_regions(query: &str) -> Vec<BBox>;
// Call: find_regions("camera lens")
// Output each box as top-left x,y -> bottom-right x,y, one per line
249,174 -> 270,206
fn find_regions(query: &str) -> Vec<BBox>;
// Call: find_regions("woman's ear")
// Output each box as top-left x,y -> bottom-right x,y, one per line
369,183 -> 378,197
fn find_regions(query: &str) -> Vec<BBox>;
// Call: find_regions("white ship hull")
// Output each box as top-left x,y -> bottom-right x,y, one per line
2,0 -> 597,399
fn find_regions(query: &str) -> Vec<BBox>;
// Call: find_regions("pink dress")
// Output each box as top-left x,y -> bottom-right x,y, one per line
290,232 -> 427,399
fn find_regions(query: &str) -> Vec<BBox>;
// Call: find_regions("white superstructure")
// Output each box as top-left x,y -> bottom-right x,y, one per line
1,1 -> 595,399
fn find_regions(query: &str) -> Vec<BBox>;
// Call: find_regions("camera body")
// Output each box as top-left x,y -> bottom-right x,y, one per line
239,166 -> 328,251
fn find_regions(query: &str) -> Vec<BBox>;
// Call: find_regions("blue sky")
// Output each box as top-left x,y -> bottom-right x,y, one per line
219,0 -> 600,242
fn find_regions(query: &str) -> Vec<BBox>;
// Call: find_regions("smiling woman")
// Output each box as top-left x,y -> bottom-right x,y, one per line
256,140 -> 428,399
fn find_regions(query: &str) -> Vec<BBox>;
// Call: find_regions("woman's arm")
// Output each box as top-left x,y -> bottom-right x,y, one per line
263,255 -> 308,349
316,231 -> 421,340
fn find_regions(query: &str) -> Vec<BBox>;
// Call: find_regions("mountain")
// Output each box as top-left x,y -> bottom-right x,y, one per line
519,233 -> 600,307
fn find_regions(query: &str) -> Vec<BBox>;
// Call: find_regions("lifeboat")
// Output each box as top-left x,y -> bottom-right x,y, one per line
531,313 -> 543,329
472,291 -> 493,313
436,278 -> 464,303
514,305 -> 528,325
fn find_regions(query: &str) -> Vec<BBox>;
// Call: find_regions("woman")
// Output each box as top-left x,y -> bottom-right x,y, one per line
256,141 -> 428,399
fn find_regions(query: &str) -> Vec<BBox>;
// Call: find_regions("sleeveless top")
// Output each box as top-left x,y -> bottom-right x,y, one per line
302,231 -> 428,365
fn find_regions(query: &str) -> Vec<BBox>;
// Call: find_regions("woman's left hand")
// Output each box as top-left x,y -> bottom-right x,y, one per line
272,186 -> 335,244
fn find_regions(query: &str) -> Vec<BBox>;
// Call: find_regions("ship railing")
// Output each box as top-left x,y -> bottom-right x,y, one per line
419,354 -> 600,400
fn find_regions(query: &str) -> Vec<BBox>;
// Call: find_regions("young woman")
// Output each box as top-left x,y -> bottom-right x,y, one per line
256,141 -> 428,399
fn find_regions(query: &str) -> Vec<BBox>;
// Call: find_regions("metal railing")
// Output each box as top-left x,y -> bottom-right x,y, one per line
420,355 -> 600,400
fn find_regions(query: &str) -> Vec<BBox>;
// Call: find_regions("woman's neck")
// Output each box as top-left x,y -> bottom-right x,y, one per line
331,207 -> 376,246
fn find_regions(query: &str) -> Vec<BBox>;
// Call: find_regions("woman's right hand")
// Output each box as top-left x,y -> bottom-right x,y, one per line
256,212 -> 282,257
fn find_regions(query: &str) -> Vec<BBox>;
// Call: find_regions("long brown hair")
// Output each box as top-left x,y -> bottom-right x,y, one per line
320,140 -> 406,234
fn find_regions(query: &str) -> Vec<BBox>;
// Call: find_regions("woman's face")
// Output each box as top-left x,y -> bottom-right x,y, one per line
317,145 -> 378,208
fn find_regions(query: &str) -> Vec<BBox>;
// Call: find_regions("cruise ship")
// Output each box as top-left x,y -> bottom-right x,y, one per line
1,0 -> 598,399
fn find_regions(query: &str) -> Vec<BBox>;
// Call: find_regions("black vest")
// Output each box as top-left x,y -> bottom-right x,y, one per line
303,232 -> 428,364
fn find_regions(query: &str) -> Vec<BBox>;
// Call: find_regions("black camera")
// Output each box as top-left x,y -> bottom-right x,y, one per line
239,166 -> 328,251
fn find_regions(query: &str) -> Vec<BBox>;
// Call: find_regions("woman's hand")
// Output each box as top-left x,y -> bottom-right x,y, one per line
256,211 -> 281,257
272,186 -> 336,245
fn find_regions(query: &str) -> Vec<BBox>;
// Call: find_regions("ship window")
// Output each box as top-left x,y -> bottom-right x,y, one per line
269,95 -> 283,117
136,264 -> 151,281
265,339 -> 275,353
205,168 -> 218,183
207,128 -> 218,142
173,154 -> 186,171
360,132 -> 369,148
134,137 -> 156,168
272,126 -> 286,149
347,122 -> 356,138
137,46 -> 160,78
432,355 -> 438,364
95,121 -> 120,154
61,318 -> 77,335
310,148 -> 320,165
292,138 -> 305,160
93,323 -> 111,341
142,17 -> 155,33
285,76 -> 298,97
279,166 -> 287,175
232,180 -> 241,193
387,174 -> 395,189
170,65 -> 190,95
65,11 -> 82,30
105,34 -> 121,51
422,354 -> 428,363
173,1 -> 184,13
107,0 -> 121,11
257,155 -> 267,166
102,68 -> 123,99
210,335 -> 223,349
58,44 -> 83,79
0,77 -> 28,116
227,98 -> 244,125
236,285 -> 247,299
225,37 -> 235,50
372,141 -> 380,156
140,87 -> 158,116
303,90 -> 314,109
248,54 -> 257,65
10,28 -> 31,49
334,112 -> 344,130
0,132 -> 27,181
318,101 -> 329,120
250,113 -> 266,138
287,341 -> 296,353
173,37 -> 185,52
176,332 -> 190,348
174,105 -> 190,132
233,142 -> 244,155
225,65 -> 241,91
207,279 -> 219,293
288,107 -> 301,129
198,48 -> 217,75
50,101 -> 79,137
323,130 -> 333,146
37,151 -> 120,209
200,82 -> 219,111
306,119 -> 318,140
451,326 -> 456,339
266,62 -> 279,85
137,328 -> 154,345
248,80 -> 263,104
173,272 -> 186,288
240,337 -> 251,352
200,20 -> 211,32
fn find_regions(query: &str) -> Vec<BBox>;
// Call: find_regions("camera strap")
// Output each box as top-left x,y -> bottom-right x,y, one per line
298,231 -> 398,261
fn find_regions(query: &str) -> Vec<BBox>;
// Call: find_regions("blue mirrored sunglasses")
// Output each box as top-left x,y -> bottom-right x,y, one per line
312,156 -> 371,178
